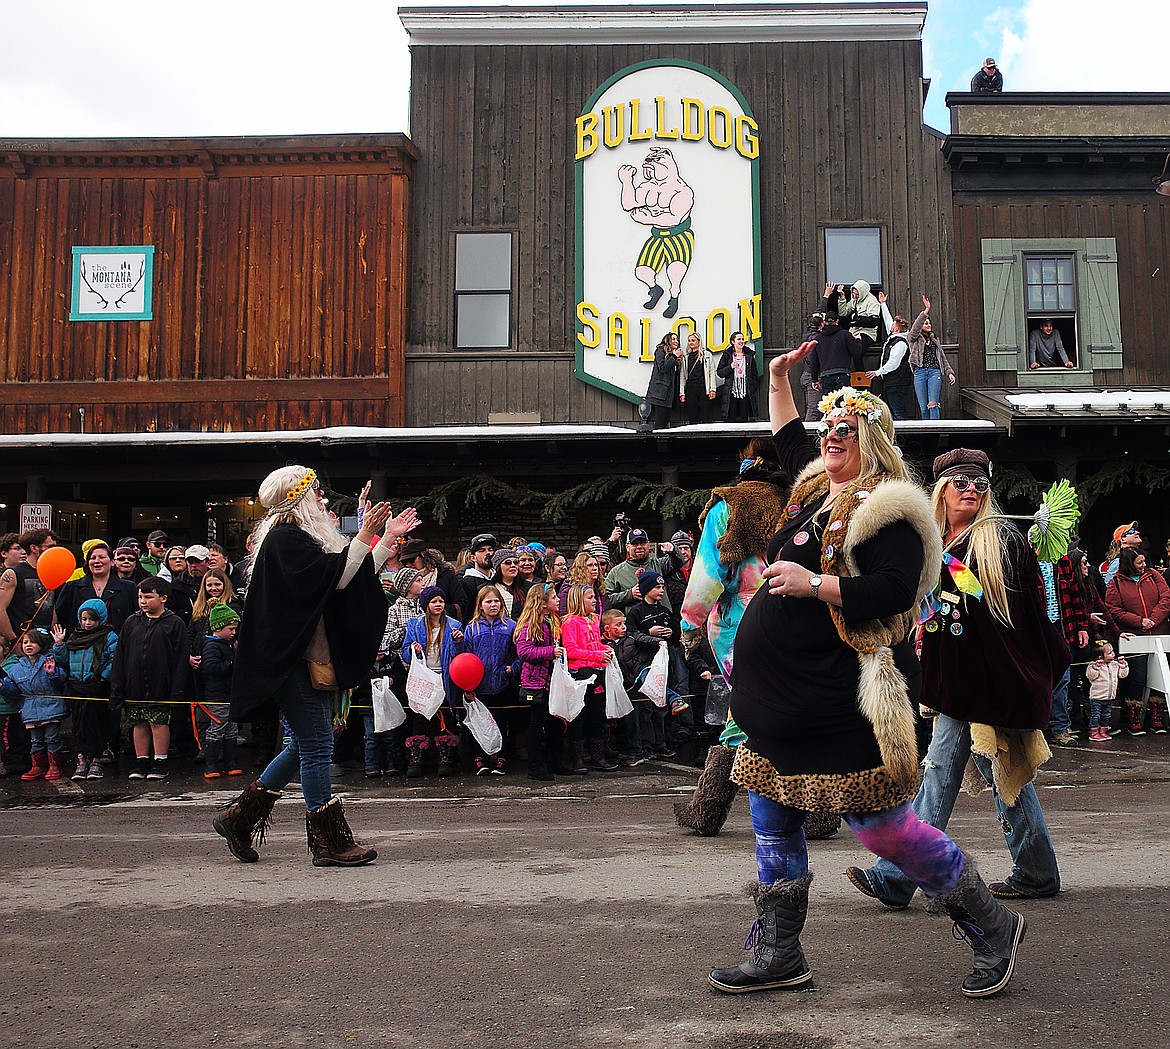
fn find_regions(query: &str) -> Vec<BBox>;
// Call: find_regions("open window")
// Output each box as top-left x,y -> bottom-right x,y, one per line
1023,254 -> 1077,369
980,237 -> 1122,385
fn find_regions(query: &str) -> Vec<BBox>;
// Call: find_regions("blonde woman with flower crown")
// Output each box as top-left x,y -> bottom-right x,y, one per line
213,468 -> 419,868
708,343 -> 1028,1002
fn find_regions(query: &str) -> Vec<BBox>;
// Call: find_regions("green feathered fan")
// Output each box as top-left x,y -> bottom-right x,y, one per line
945,479 -> 1080,561
1027,480 -> 1080,562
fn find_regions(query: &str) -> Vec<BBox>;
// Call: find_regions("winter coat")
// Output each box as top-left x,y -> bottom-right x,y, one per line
604,634 -> 644,686
1,652 -> 68,723
462,616 -> 518,695
715,348 -> 760,419
837,280 -> 881,342
1105,570 -> 1170,635
54,575 -> 139,634
1085,659 -> 1129,704
807,322 -> 863,382
200,634 -> 236,706
679,347 -> 718,401
605,554 -> 676,613
52,631 -> 118,696
644,344 -> 680,409
110,609 -> 190,707
561,615 -> 609,671
515,621 -> 558,691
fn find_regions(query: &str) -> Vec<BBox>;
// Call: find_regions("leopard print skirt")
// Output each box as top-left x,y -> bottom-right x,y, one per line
731,743 -> 918,814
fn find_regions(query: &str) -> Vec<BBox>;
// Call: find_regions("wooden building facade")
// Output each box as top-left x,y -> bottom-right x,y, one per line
0,135 -> 416,433
400,1 -> 956,425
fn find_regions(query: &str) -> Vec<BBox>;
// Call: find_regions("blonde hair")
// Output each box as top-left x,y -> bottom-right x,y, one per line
565,583 -> 597,619
191,569 -> 237,623
568,551 -> 598,587
932,477 -> 1013,626
252,465 -> 346,556
515,584 -> 559,644
470,584 -> 507,625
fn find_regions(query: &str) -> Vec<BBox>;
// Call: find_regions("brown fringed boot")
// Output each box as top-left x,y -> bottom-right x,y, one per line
305,796 -> 377,867
674,745 -> 739,836
213,779 -> 280,863
804,812 -> 842,840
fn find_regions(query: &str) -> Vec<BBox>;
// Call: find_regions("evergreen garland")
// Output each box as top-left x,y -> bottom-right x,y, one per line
323,472 -> 711,526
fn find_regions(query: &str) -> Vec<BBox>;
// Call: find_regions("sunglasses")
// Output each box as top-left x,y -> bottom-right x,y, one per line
949,474 -> 990,494
816,421 -> 860,440
1124,528 -> 1139,537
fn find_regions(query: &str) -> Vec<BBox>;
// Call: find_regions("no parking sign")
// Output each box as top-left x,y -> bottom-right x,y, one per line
19,504 -> 51,532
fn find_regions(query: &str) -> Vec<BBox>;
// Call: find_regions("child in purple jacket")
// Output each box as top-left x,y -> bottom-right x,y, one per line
513,585 -> 563,781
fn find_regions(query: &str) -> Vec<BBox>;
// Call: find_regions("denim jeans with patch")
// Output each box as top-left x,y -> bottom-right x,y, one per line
865,713 -> 1060,903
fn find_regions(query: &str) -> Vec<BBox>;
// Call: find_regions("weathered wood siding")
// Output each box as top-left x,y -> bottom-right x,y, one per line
952,195 -> 1170,387
406,40 -> 954,424
0,137 -> 415,432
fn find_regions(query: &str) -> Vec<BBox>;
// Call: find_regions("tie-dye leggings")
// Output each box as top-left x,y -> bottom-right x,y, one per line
749,791 -> 964,897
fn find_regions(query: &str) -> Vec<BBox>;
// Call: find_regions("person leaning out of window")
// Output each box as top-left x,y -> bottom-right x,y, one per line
1028,319 -> 1074,370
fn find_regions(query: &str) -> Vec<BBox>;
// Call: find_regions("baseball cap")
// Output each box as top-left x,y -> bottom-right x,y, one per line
470,532 -> 497,550
184,544 -> 211,561
627,528 -> 650,544
1112,522 -> 1139,544
147,530 -> 170,543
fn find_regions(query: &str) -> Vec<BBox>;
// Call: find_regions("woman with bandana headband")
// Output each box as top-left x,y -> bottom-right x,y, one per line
214,467 -> 419,868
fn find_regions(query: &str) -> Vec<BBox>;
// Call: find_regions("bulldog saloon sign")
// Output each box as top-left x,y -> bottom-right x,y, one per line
575,60 -> 762,405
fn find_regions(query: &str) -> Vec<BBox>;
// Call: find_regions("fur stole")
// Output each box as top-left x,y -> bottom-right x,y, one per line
699,480 -> 789,567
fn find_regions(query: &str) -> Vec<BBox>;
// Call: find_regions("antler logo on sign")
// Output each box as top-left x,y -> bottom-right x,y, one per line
574,61 -> 762,404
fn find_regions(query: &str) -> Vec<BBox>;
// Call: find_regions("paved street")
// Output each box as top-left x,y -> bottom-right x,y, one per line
2,739 -> 1168,1049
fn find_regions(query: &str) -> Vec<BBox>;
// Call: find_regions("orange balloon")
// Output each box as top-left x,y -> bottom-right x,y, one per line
36,546 -> 77,590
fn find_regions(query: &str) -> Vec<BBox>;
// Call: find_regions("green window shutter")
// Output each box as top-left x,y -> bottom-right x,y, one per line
1079,238 -> 1123,371
981,239 -> 1022,372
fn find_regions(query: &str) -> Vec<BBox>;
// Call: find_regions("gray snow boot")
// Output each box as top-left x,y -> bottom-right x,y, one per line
674,745 -> 739,836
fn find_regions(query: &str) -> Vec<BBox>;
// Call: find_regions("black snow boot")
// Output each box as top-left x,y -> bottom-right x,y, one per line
708,874 -> 814,994
928,853 -> 1026,998
212,779 -> 280,863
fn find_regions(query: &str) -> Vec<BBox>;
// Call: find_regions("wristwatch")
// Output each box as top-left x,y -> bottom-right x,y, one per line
809,575 -> 822,600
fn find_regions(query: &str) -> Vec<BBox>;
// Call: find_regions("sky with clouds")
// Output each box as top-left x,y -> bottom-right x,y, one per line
0,0 -> 1163,140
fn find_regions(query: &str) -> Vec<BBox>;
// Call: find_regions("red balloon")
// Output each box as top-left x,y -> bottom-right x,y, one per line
449,652 -> 484,692
36,546 -> 77,590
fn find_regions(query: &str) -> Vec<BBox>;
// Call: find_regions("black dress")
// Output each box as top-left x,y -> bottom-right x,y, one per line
730,419 -> 924,779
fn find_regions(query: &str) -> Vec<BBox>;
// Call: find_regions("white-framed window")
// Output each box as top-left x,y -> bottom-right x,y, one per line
824,227 -> 883,289
981,237 -> 1122,385
454,231 -> 513,350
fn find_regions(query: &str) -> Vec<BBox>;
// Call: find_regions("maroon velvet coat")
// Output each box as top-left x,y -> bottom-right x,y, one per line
920,528 -> 1069,731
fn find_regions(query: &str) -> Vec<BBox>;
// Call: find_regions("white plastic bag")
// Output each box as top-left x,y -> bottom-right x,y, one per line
463,696 -> 503,755
549,656 -> 591,723
640,643 -> 670,708
405,657 -> 445,719
605,659 -> 634,719
371,676 -> 407,733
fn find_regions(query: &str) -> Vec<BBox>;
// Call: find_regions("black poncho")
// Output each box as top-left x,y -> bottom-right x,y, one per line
231,524 -> 387,719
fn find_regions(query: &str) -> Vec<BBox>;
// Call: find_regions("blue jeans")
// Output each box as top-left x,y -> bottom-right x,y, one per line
865,713 -> 1060,903
882,382 -> 910,421
1048,667 -> 1071,736
258,663 -> 334,810
913,367 -> 942,420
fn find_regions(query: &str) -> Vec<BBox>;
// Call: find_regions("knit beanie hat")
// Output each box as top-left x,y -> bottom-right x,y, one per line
671,530 -> 693,547
420,585 -> 446,608
491,548 -> 517,570
637,569 -> 664,594
77,598 -> 108,626
586,543 -> 610,561
82,539 -> 109,560
393,567 -> 423,599
208,604 -> 240,632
